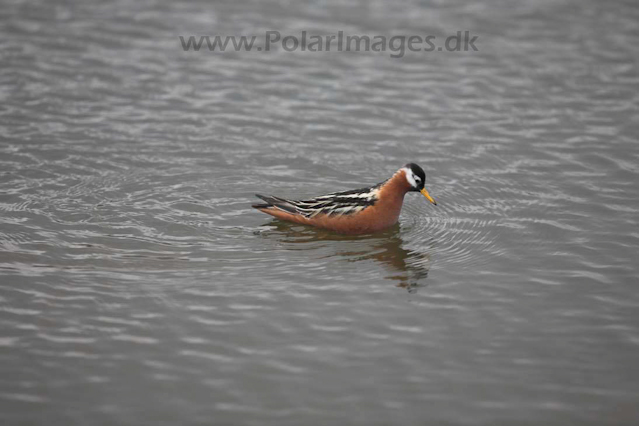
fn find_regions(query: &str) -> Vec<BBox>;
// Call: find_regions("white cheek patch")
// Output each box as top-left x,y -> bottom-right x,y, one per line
402,167 -> 418,187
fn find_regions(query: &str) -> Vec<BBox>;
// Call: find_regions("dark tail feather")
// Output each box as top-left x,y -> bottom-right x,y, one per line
252,194 -> 272,209
252,194 -> 297,214
255,194 -> 277,204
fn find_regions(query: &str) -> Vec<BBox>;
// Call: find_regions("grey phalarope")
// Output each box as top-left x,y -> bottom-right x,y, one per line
252,163 -> 437,234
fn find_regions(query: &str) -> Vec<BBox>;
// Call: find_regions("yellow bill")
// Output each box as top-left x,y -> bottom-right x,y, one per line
420,188 -> 437,205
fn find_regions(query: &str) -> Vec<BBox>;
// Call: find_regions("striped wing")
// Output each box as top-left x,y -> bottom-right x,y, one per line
254,183 -> 383,218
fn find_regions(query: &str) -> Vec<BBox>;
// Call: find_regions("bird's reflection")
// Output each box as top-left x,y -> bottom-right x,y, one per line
256,220 -> 432,292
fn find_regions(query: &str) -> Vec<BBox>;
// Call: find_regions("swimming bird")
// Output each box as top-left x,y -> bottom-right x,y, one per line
252,163 -> 437,234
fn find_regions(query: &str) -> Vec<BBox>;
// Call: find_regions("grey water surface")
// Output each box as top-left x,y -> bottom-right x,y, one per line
1,0 -> 639,425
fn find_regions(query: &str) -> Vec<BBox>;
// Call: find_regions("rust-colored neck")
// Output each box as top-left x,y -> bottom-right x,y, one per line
374,169 -> 411,226
380,169 -> 412,198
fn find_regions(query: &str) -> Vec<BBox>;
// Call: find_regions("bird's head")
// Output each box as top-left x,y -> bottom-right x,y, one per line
402,163 -> 437,205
